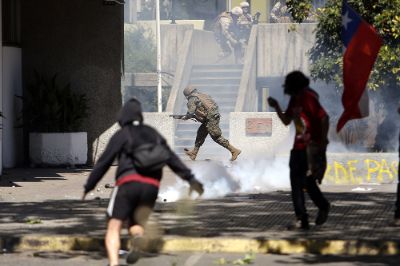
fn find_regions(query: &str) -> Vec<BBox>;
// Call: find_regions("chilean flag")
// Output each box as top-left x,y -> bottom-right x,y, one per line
336,0 -> 382,132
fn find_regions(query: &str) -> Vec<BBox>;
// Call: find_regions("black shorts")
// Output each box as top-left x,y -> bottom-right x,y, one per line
106,182 -> 159,226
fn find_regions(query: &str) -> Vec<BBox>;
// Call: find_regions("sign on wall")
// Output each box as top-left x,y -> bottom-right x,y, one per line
245,118 -> 272,136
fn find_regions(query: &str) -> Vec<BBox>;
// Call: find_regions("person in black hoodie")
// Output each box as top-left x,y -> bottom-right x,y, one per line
82,98 -> 204,266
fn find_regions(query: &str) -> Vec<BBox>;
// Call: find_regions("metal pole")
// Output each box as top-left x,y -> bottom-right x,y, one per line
170,0 -> 176,24
156,0 -> 162,112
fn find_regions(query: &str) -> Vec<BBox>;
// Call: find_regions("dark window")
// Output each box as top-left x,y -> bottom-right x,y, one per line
2,0 -> 21,46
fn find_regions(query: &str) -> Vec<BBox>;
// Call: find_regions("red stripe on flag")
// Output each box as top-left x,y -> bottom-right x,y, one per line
337,21 -> 382,132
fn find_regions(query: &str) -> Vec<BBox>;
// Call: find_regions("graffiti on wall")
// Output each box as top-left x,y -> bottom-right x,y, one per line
324,159 -> 399,184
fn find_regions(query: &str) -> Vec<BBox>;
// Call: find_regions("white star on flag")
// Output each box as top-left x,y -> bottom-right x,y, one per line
342,11 -> 352,30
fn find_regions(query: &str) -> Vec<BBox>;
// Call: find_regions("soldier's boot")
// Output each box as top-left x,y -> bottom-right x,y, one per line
184,147 -> 199,161
228,145 -> 241,161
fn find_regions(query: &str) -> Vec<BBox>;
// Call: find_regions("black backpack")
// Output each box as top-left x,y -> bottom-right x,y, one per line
124,127 -> 171,171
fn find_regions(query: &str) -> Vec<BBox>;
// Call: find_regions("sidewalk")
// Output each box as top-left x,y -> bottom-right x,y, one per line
0,166 -> 399,255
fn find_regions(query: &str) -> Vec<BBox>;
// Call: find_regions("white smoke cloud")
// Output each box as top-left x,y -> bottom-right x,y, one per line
158,156 -> 291,202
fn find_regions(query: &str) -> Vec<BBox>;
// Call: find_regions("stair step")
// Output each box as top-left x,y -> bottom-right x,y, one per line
194,94 -> 237,101
191,85 -> 239,93
190,90 -> 238,96
199,99 -> 236,104
191,71 -> 242,78
177,123 -> 229,131
193,64 -> 243,70
175,131 -> 229,138
190,78 -> 240,85
177,119 -> 229,126
172,62 -> 241,161
196,89 -> 238,95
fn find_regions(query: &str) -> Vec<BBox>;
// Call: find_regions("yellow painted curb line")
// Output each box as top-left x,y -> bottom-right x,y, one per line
2,236 -> 103,252
161,238 -> 400,255
2,236 -> 400,255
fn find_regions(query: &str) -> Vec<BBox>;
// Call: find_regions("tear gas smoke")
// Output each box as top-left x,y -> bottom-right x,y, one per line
158,156 -> 291,202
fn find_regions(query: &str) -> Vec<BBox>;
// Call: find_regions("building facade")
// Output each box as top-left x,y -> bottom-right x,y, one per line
1,0 -> 124,172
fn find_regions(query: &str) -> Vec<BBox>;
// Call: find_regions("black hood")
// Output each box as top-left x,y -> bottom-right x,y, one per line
117,98 -> 144,127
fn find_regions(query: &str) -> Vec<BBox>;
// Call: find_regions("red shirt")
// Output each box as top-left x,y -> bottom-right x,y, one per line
285,88 -> 327,150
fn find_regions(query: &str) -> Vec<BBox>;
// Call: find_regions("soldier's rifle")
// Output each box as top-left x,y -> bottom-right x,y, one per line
169,114 -> 200,122
253,12 -> 261,24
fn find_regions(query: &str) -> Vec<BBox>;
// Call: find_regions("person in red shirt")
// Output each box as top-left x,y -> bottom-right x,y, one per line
268,71 -> 330,230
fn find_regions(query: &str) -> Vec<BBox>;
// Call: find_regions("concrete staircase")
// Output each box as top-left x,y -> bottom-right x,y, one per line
174,64 -> 243,160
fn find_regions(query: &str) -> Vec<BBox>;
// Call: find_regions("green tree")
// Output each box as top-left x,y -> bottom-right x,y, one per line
124,24 -> 156,73
287,0 -> 400,87
124,24 -> 170,111
288,0 -> 400,151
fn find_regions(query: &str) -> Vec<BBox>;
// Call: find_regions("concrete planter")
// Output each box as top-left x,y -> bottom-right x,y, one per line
29,132 -> 87,166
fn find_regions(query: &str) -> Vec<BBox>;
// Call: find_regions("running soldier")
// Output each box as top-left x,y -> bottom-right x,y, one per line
213,6 -> 243,62
268,71 -> 330,230
181,86 -> 241,161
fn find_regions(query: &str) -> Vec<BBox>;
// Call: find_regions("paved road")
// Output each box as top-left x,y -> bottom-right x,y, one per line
1,167 -> 399,257
1,251 -> 400,266
0,167 -> 399,240
0,190 -> 398,240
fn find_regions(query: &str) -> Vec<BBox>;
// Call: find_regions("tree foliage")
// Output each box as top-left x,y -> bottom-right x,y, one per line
286,0 -> 313,23
289,0 -> 400,90
288,0 -> 400,151
25,72 -> 88,133
124,24 -> 156,73
124,24 -> 170,111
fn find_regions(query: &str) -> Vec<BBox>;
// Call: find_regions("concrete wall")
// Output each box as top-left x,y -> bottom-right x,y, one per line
161,24 -> 193,75
21,0 -> 123,164
2,47 -> 23,168
0,1 -> 2,174
257,23 -> 317,77
125,23 -> 193,76
92,112 -> 175,163
192,29 -> 221,65
323,153 -> 398,185
29,132 -> 87,166
229,112 -> 291,157
143,112 -> 174,148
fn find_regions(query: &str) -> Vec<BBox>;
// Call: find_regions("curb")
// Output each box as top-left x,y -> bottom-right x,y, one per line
1,235 -> 400,255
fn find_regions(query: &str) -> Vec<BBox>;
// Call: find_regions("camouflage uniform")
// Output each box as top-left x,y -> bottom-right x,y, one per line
238,12 -> 253,44
183,87 -> 241,161
270,0 -> 292,23
213,11 -> 241,57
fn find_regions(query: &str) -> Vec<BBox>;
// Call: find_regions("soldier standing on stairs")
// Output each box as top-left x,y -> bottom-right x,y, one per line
213,6 -> 243,63
180,85 -> 241,161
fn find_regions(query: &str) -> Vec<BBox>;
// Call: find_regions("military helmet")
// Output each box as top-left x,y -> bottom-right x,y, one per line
240,2 -> 250,8
231,6 -> 243,16
183,86 -> 197,97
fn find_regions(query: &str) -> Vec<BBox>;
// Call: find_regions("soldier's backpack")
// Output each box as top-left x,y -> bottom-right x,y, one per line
124,127 -> 170,172
193,92 -> 218,111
